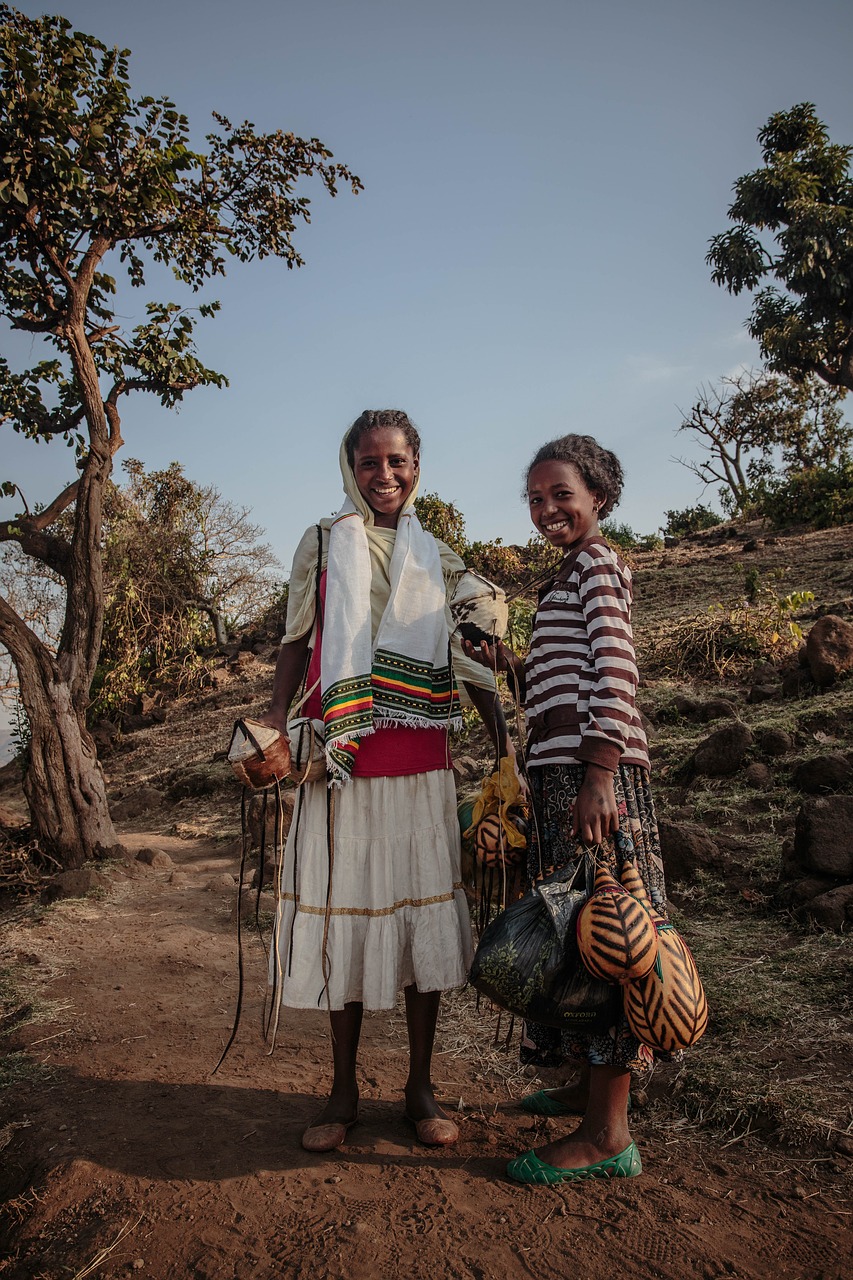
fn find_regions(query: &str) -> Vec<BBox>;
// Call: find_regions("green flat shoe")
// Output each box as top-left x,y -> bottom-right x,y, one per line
519,1089 -> 580,1117
519,1089 -> 632,1118
506,1141 -> 642,1186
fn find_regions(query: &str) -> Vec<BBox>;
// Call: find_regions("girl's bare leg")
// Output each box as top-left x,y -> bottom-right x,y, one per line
538,1062 -> 591,1111
308,1001 -> 363,1126
403,986 -> 449,1120
534,1064 -> 632,1168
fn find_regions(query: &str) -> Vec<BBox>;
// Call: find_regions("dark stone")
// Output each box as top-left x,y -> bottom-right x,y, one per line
671,694 -> 701,720
806,615 -> 853,688
799,884 -> 853,932
781,667 -> 814,699
110,787 -> 165,822
121,713 -> 154,732
135,847 -> 174,870
758,727 -> 793,757
779,837 -> 803,879
41,867 -> 107,902
747,684 -> 778,705
693,722 -> 754,777
815,598 -> 853,619
206,873 -> 237,892
776,875 -> 839,909
657,819 -> 730,883
699,699 -> 738,722
743,539 -> 760,552
165,765 -> 232,802
744,762 -> 772,789
792,753 -> 853,795
794,796 -> 853,878
91,718 -> 119,743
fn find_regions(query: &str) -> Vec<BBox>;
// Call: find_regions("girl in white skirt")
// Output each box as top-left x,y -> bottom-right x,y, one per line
257,410 -> 509,1153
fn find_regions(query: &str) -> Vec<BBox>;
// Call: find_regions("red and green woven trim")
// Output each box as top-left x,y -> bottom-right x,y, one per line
322,648 -> 460,781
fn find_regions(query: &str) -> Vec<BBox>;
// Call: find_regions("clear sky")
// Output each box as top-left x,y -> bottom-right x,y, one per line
3,0 -> 853,565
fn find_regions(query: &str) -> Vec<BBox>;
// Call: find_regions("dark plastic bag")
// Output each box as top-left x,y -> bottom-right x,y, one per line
469,855 -> 620,1031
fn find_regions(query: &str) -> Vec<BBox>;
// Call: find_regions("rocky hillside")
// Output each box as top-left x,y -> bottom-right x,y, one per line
1,517 -> 852,1151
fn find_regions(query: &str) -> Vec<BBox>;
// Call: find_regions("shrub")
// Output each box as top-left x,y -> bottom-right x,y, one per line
758,464 -> 853,530
663,504 -> 723,538
465,537 -> 559,596
414,492 -> 468,556
600,521 -> 663,553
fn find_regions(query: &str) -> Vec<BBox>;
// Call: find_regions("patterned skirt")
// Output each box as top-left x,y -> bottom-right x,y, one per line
522,762 -> 669,1073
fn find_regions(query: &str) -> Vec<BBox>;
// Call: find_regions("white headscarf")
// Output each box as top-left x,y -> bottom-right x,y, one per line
320,435 -> 460,781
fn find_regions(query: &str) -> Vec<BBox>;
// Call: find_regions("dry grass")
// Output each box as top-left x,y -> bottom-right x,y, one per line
667,909 -> 853,1148
644,602 -> 805,680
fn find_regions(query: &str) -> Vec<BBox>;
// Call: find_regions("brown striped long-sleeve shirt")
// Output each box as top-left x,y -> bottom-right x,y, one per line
524,537 -> 650,773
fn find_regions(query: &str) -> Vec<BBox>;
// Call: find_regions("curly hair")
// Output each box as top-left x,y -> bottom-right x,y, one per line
344,409 -> 421,466
524,434 -> 624,518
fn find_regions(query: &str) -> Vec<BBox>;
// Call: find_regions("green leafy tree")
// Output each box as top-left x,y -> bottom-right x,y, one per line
117,459 -> 282,651
758,460 -> 853,530
1,459 -> 282,721
0,7 -> 360,866
707,103 -> 853,391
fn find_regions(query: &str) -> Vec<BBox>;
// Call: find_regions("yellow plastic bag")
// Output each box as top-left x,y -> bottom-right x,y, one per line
465,757 -> 528,854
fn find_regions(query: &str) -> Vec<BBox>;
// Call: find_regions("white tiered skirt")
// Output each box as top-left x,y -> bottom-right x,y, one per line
270,770 -> 473,1011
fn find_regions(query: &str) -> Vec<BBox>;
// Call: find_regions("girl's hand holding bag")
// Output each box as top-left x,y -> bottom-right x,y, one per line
468,849 -> 620,1031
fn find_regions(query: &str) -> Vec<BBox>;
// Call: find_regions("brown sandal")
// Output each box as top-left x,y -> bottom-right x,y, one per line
405,1114 -> 459,1147
301,1117 -> 358,1153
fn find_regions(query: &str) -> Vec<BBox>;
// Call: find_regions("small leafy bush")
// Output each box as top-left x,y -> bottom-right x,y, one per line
600,520 -> 663,552
758,463 -> 853,530
663,504 -> 723,537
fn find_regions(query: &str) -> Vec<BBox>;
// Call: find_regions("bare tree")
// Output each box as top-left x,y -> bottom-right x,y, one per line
674,371 -> 781,512
674,370 -> 849,513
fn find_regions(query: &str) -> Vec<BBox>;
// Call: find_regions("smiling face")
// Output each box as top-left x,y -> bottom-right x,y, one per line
527,459 -> 603,550
351,426 -> 419,528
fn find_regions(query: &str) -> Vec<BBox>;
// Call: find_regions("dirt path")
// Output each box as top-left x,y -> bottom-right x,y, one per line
1,832 -> 851,1280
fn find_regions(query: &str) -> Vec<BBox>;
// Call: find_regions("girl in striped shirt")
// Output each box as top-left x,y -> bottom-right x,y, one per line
465,433 -> 668,1185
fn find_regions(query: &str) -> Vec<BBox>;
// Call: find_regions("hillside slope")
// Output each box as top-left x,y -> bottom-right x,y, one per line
0,520 -> 851,1278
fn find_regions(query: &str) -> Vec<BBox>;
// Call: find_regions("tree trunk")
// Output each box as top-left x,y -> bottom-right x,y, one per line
0,594 -> 120,870
21,659 -> 120,870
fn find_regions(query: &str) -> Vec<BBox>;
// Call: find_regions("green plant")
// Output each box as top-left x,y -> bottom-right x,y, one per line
599,521 -> 663,553
414,492 -> 468,557
759,462 -> 853,530
663,504 -> 723,537
465,536 -> 559,596
505,599 -> 534,657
